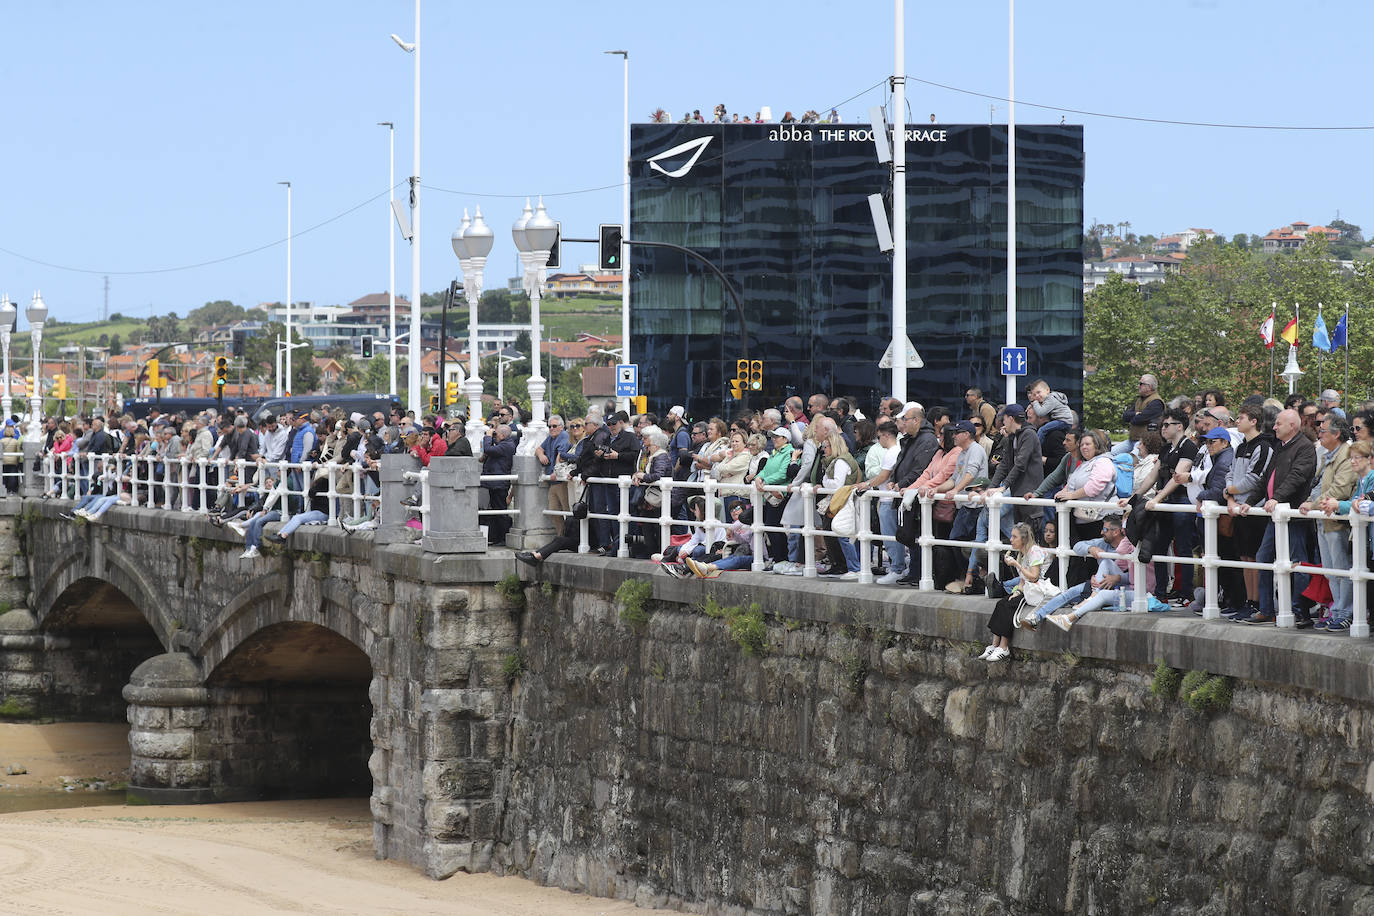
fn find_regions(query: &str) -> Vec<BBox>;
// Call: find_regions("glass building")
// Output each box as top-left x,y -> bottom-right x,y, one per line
629,123 -> 1083,419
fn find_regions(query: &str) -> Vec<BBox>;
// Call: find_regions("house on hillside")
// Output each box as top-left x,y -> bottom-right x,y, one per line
1262,221 -> 1339,253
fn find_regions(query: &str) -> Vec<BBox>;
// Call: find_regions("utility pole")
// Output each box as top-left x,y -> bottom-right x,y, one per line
103,276 -> 109,322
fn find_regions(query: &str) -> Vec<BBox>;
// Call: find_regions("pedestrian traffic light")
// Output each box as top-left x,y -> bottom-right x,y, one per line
730,358 -> 748,400
749,359 -> 763,391
445,380 -> 459,405
214,356 -> 228,388
53,374 -> 67,401
429,393 -> 440,413
147,358 -> 164,390
598,223 -> 623,270
361,335 -> 374,359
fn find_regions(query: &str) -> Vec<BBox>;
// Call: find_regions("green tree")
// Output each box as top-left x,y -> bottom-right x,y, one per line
1083,274 -> 1153,428
108,334 -> 122,356
147,312 -> 181,343
244,322 -> 320,393
187,300 -> 245,329
549,365 -> 588,418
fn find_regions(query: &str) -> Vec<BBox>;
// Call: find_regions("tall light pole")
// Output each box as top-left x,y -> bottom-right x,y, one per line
604,50 -> 629,413
25,292 -> 47,442
392,2 -> 421,416
1005,0 -> 1018,406
891,5 -> 907,404
0,295 -> 14,421
378,120 -> 397,397
277,181 -> 292,397
453,208 -> 493,449
513,197 -> 555,454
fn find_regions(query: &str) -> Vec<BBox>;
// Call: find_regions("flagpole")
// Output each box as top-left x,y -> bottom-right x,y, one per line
1268,301 -> 1276,400
1317,304 -> 1323,395
1345,301 -> 1350,409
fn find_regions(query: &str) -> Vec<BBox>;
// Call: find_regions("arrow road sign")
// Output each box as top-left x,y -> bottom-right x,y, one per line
1001,346 -> 1028,376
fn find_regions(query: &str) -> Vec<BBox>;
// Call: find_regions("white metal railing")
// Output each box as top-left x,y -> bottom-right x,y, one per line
542,473 -> 1372,638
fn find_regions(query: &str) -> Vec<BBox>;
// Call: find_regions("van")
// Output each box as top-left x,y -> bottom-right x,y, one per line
124,397 -> 257,421
249,394 -> 401,423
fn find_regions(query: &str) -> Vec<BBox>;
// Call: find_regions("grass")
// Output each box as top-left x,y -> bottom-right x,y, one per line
727,604 -> 767,656
501,650 -> 526,683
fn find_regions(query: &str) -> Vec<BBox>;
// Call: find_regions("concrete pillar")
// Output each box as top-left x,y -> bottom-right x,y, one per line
21,441 -> 44,497
377,453 -> 421,547
0,608 -> 48,719
122,652 -> 217,804
503,454 -> 554,550
421,456 -> 486,554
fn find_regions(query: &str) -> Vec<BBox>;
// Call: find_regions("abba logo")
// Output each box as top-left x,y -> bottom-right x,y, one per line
769,125 -> 949,143
647,136 -> 713,178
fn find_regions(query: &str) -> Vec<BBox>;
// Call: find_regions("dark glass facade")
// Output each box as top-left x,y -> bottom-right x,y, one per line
629,123 -> 1083,419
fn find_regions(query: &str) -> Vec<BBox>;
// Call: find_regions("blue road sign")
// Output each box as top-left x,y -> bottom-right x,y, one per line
1000,346 -> 1028,376
615,363 -> 638,397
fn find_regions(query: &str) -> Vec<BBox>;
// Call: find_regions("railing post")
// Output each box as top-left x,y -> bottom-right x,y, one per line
1131,548 -> 1149,612
505,454 -> 555,550
1055,501 -> 1072,591
659,480 -> 675,564
1274,507 -> 1294,629
421,455 -> 487,553
377,453 -> 422,546
1353,511 -> 1369,638
616,475 -> 632,558
801,483 -> 817,578
749,485 -> 766,573
919,494 -> 935,592
856,490 -> 874,584
21,442 -> 45,498
986,495 -> 1003,582
1200,501 -> 1221,620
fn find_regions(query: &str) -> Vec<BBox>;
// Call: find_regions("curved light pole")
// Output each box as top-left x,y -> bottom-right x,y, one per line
604,50 -> 630,413
514,197 -> 555,454
25,292 -> 47,442
0,295 -> 14,421
378,120 -> 397,397
277,180 -> 292,396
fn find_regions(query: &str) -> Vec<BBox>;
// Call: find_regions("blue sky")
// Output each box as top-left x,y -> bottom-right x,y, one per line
3,0 -> 1370,326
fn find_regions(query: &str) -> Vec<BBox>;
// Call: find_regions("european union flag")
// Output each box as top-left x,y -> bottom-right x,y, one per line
1332,311 -> 1349,350
1313,312 -> 1333,353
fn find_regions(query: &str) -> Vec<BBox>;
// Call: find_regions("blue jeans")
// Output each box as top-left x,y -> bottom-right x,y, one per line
278,509 -> 327,538
1154,503 -> 1196,597
836,536 -> 859,572
878,498 -> 906,575
714,553 -> 754,571
74,493 -> 102,512
1317,528 -> 1353,622
1034,581 -> 1091,620
87,494 -> 121,518
590,483 -> 616,549
1257,520 -> 1311,618
245,510 -> 281,549
959,507 -> 1012,574
1036,418 -> 1069,443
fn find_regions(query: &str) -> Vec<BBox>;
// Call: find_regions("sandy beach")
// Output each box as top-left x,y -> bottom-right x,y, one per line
0,723 -> 644,915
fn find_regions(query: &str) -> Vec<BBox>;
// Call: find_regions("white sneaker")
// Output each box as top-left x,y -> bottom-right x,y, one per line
838,571 -> 859,581
773,561 -> 794,574
1048,613 -> 1075,632
73,509 -> 89,518
239,546 -> 260,559
227,521 -> 246,538
651,553 -> 664,562
977,644 -> 997,660
876,571 -> 904,585
986,646 -> 1010,662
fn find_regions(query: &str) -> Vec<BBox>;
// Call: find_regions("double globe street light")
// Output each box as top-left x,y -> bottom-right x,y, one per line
24,292 -> 47,442
0,295 -> 15,422
450,208 -> 493,449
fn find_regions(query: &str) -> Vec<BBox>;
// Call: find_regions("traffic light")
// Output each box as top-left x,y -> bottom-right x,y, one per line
749,359 -> 763,391
232,335 -> 245,357
53,374 -> 67,401
632,395 -> 647,415
214,356 -> 229,388
429,394 -> 440,413
147,358 -> 164,390
361,335 -> 374,359
598,223 -> 623,270
23,376 -> 33,398
730,358 -> 748,400
546,223 -> 562,271
445,380 -> 459,405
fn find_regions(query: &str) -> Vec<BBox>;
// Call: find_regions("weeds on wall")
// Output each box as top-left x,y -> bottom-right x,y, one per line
497,573 -> 526,608
615,578 -> 654,627
1152,658 -> 1232,713
502,649 -> 526,683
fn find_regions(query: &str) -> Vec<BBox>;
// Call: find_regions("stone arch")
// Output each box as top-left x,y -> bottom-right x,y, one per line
32,539 -> 177,649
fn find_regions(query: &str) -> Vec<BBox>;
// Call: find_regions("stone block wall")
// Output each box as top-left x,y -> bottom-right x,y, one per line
495,580 -> 1374,915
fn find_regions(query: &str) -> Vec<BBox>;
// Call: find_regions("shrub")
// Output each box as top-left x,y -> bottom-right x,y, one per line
615,578 -> 654,627
496,573 -> 526,606
1151,659 -> 1182,699
1185,674 -> 1234,714
501,650 -> 526,683
728,606 -> 767,657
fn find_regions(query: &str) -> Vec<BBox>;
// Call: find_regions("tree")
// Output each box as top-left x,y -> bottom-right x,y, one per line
187,300 -> 245,329
1084,235 -> 1103,260
479,289 -> 513,324
549,365 -> 588,418
108,334 -> 122,356
244,322 -> 320,393
147,313 -> 181,343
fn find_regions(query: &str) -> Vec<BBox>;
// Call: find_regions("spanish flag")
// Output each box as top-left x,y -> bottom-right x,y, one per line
1280,316 -> 1299,347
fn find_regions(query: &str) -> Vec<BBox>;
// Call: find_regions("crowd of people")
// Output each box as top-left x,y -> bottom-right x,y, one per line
25,376 -> 1374,659
653,105 -> 842,125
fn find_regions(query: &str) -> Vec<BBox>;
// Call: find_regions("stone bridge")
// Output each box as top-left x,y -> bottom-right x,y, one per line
4,451 -> 1374,913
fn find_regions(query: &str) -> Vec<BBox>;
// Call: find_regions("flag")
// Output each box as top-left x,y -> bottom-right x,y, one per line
1260,314 -> 1275,349
1333,310 -> 1349,349
1313,310 -> 1332,353
1280,317 -> 1299,347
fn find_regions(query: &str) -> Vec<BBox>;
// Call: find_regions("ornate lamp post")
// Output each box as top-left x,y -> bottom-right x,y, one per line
452,208 -> 493,448
25,291 -> 47,441
0,295 -> 15,421
512,197 -> 554,455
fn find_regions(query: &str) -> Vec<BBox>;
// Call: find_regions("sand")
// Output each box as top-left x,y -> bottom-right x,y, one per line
0,724 -> 646,915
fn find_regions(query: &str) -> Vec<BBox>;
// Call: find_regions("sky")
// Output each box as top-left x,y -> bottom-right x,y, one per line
3,0 -> 1371,328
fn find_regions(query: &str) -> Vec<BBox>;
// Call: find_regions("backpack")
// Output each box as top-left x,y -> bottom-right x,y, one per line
1111,452 -> 1135,498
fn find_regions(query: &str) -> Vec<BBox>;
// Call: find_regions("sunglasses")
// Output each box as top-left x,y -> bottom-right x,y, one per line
569,423 -> 584,428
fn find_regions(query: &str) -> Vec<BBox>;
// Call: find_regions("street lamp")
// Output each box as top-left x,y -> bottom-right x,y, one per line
378,120 -> 397,398
453,207 -> 493,448
392,0 -> 422,416
0,295 -> 15,421
25,291 -> 47,442
604,50 -> 630,413
495,352 -> 523,405
277,180 -> 292,397
512,197 -> 555,454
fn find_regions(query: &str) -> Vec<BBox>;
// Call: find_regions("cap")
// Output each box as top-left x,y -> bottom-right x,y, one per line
260,412 -> 275,423
1203,426 -> 1231,441
771,427 -> 791,441
1139,374 -> 1159,389
902,401 -> 923,416
668,405 -> 686,419
1321,389 -> 1340,403
1003,404 -> 1027,421
953,420 -> 977,435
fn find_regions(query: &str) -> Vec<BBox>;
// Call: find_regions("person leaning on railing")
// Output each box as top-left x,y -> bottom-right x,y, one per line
628,428 -> 672,558
1,422 -> 21,494
1302,415 -> 1356,630
774,418 -> 821,575
1053,429 -> 1117,587
753,428 -> 794,564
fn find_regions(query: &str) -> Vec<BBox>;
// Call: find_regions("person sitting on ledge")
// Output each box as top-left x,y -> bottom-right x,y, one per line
1022,515 -> 1135,631
683,504 -> 757,579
